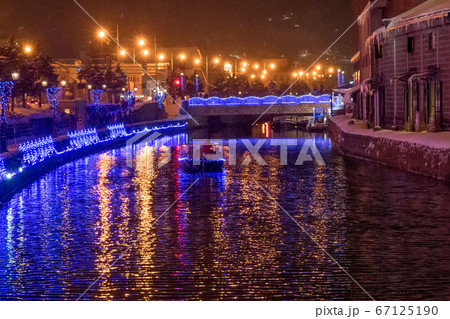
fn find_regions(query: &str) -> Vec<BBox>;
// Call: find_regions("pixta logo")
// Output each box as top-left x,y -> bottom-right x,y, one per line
126,135 -> 325,173
193,139 -> 325,166
126,131 -> 172,175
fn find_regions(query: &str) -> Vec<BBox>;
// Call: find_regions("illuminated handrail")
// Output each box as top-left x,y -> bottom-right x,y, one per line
188,94 -> 331,106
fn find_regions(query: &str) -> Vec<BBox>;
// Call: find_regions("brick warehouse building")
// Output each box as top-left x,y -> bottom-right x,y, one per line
352,0 -> 450,131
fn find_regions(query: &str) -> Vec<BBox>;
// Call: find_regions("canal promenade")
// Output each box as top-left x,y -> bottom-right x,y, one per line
329,115 -> 450,181
0,116 -> 189,204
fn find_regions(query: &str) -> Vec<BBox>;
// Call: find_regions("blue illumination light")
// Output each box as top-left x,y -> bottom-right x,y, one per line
155,92 -> 165,109
90,89 -> 104,112
19,136 -> 56,166
188,97 -> 205,106
261,95 -> 279,105
297,95 -> 317,104
188,94 -> 332,107
67,128 -> 100,149
278,95 -> 298,105
205,97 -> 222,106
223,97 -> 242,106
1,81 -> 14,123
0,156 -> 6,181
124,91 -> 135,111
46,87 -> 63,117
107,123 -> 129,139
317,94 -> 332,103
4,122 -> 187,182
242,96 -> 261,105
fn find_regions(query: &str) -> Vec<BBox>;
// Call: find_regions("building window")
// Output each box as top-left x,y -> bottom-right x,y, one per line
407,37 -> 415,53
375,44 -> 382,58
428,32 -> 437,50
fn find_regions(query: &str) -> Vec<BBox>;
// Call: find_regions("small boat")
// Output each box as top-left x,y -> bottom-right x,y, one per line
272,116 -> 308,130
178,143 -> 225,172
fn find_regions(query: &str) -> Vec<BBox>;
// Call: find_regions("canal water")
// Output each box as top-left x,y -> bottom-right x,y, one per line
0,127 -> 449,300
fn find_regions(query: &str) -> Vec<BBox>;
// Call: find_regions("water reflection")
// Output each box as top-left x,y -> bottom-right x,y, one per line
0,130 -> 449,300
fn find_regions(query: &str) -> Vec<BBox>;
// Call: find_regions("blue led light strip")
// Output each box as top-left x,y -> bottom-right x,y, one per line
123,91 -> 135,112
46,87 -> 63,117
90,89 -> 104,112
67,128 -> 100,149
1,122 -> 187,181
1,81 -> 14,123
155,92 -> 165,109
19,136 -> 56,166
107,123 -> 129,139
187,94 -> 332,107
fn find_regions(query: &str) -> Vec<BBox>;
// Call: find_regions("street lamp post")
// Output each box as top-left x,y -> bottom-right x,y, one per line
195,74 -> 199,96
180,54 -> 186,74
40,80 -> 48,108
193,56 -> 210,93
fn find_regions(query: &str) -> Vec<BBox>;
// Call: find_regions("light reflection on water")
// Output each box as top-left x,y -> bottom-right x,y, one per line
0,130 -> 449,300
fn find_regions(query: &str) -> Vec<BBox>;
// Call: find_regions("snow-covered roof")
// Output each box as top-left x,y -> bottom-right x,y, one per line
388,0 -> 450,29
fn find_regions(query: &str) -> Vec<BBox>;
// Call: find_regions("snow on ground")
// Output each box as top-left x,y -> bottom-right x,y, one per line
331,115 -> 450,150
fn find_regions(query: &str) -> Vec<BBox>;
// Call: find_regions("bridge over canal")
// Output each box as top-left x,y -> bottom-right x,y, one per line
183,95 -> 332,126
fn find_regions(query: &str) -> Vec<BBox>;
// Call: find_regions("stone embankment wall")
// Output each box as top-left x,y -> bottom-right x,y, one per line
329,116 -> 450,181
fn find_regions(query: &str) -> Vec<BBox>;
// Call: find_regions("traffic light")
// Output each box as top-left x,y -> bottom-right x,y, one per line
175,79 -> 180,86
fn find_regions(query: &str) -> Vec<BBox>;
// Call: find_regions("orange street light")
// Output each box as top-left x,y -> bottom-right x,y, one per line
138,39 -> 145,46
143,49 -> 149,56
254,64 -> 259,70
159,53 -> 165,60
214,58 -> 220,64
269,63 -> 275,69
120,50 -> 126,56
194,58 -> 200,64
98,31 -> 106,38
24,45 -> 32,54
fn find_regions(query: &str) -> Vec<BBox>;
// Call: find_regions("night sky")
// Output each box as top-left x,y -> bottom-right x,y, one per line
0,0 -> 368,59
